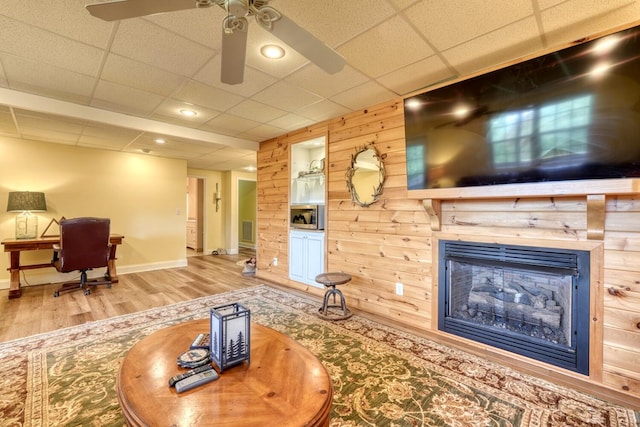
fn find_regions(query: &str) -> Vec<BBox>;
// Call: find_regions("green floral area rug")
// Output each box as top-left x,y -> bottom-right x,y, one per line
1,285 -> 638,426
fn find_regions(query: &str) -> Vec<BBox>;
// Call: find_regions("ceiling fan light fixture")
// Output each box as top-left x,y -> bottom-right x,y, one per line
261,44 -> 285,59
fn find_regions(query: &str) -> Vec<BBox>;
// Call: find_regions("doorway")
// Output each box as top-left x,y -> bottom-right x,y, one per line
186,177 -> 204,253
238,179 -> 256,249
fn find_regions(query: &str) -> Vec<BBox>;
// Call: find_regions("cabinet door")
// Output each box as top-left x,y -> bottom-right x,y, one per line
289,232 -> 307,281
289,231 -> 324,287
305,233 -> 324,284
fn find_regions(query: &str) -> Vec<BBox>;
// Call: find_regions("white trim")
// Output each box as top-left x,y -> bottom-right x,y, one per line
0,259 -> 188,290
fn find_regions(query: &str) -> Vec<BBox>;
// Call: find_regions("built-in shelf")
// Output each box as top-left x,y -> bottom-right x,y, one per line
414,178 -> 640,240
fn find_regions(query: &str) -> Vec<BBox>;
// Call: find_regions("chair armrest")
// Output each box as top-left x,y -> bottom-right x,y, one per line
52,244 -> 61,262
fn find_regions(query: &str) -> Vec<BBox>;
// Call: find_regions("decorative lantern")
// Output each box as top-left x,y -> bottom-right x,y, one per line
210,303 -> 250,373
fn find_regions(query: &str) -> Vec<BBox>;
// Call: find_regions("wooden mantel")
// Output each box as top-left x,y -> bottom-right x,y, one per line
414,178 -> 640,239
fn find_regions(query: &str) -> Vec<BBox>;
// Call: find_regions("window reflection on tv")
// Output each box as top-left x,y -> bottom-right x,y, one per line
404,24 -> 640,190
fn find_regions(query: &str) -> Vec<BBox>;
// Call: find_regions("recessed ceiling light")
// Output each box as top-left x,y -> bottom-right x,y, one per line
245,165 -> 256,172
260,44 -> 285,59
154,138 -> 166,144
179,109 -> 197,117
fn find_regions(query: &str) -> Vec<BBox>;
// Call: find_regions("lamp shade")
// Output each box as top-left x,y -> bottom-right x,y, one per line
7,192 -> 47,212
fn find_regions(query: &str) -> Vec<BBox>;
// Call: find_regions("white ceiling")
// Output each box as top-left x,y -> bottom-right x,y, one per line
1,0 -> 639,171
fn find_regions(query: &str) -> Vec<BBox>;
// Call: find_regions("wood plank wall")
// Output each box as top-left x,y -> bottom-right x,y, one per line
256,98 -> 640,407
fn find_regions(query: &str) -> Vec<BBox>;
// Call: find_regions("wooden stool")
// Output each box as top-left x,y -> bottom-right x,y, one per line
316,272 -> 352,320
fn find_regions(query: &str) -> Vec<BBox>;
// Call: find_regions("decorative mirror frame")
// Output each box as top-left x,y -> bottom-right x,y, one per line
346,144 -> 386,207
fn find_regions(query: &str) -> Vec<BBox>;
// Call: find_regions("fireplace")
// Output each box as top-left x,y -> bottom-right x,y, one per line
438,240 -> 590,375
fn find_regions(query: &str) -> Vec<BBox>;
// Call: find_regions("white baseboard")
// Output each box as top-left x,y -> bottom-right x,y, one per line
0,259 -> 188,290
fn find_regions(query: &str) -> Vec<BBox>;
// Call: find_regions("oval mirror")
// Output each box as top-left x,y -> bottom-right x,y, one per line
346,145 -> 386,207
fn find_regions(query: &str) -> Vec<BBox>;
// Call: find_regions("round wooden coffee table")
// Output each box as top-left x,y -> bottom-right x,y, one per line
117,319 -> 333,426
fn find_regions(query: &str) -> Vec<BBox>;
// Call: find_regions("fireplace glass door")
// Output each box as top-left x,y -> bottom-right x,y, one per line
438,240 -> 590,374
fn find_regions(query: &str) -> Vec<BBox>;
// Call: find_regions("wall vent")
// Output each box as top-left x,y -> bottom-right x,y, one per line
241,220 -> 253,243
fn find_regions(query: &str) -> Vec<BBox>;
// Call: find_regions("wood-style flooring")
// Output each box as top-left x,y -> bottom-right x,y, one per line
0,248 -> 259,342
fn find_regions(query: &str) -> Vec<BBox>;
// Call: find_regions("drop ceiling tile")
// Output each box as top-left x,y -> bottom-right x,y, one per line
252,81 -> 323,112
227,99 -> 287,123
130,139 -> 222,158
19,126 -> 80,145
78,123 -> 141,150
152,99 -> 220,126
197,148 -> 255,161
377,55 -> 455,96
389,0 -> 422,10
274,0 -> 398,48
101,54 -> 187,97
77,136 -> 132,151
240,123 -> 288,141
143,6 -> 223,48
0,107 -> 18,135
193,55 -> 278,97
331,80 -> 397,111
540,0 -> 640,47
14,110 -> 85,135
1,0 -> 114,48
80,122 -> 142,141
338,15 -> 434,78
443,17 -> 542,77
0,15 -> 104,77
1,55 -> 95,104
0,60 -> 8,87
405,0 -> 534,51
284,64 -> 369,98
110,19 -> 215,76
296,99 -> 351,123
201,113 -> 262,134
173,80 -> 244,112
268,113 -> 315,131
91,80 -> 165,117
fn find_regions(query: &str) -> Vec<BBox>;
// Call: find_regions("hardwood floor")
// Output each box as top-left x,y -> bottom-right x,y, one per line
0,248 -> 259,342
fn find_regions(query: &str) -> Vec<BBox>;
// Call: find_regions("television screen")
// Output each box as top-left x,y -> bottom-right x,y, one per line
404,24 -> 640,190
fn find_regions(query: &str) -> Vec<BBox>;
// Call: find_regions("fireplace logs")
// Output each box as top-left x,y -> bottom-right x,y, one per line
468,277 -> 563,330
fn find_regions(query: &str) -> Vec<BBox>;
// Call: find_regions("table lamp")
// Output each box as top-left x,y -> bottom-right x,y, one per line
6,191 -> 47,239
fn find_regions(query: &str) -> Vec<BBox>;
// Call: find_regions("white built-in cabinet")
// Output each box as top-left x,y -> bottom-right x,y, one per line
289,230 -> 324,287
289,137 -> 327,286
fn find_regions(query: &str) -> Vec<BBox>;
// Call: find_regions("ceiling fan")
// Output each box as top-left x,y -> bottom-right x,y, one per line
85,0 -> 346,85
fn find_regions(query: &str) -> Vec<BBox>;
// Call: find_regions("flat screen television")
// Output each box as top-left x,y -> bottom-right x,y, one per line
404,23 -> 640,191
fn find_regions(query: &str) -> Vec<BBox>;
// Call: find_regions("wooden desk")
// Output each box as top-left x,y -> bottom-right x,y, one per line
1,234 -> 124,299
117,319 -> 333,427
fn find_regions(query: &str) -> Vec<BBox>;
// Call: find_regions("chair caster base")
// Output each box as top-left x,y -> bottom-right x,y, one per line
53,290 -> 60,297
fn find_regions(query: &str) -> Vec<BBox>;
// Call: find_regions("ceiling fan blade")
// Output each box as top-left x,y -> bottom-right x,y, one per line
221,17 -> 249,85
85,0 -> 198,21
255,7 -> 346,74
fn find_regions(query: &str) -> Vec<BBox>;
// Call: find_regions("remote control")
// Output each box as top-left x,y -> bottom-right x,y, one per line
174,369 -> 219,393
168,364 -> 213,387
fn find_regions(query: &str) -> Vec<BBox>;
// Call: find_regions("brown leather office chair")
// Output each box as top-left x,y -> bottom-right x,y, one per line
52,217 -> 112,297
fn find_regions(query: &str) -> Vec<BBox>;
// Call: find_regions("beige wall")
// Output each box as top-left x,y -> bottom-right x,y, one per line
1,136 -> 188,288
